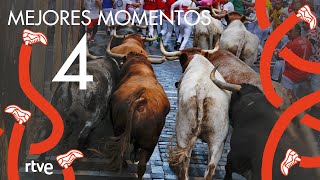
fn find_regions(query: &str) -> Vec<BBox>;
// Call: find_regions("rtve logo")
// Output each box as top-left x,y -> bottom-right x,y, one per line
25,161 -> 54,175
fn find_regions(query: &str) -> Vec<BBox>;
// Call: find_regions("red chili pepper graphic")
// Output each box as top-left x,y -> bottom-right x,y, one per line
19,41 -> 64,155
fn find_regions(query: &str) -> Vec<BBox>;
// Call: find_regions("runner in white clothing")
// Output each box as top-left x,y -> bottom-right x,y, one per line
171,0 -> 196,50
113,0 -> 140,23
128,0 -> 144,23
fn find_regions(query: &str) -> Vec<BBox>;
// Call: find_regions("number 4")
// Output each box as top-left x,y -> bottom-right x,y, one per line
52,34 -> 93,90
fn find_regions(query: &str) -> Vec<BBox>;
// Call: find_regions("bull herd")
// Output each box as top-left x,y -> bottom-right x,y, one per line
48,11 -> 319,180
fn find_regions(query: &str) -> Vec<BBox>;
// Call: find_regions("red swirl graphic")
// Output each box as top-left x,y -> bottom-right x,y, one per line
0,128 -> 3,137
8,123 -> 25,180
62,167 -> 75,180
19,44 -> 64,154
262,90 -> 320,179
257,3 -> 320,180
301,114 -> 320,131
255,0 -> 271,29
279,48 -> 320,74
15,37 -> 74,179
260,14 -> 299,108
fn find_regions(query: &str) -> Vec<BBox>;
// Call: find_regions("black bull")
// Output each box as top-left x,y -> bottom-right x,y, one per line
224,84 -> 318,180
40,58 -> 120,154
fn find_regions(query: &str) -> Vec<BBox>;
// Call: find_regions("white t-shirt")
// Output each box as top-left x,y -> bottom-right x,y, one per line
84,0 -> 101,19
222,2 -> 234,13
113,0 -> 133,22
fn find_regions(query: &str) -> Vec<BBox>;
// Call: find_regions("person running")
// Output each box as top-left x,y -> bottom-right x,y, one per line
156,0 -> 166,34
128,0 -> 144,23
102,0 -> 114,34
84,0 -> 103,42
159,0 -> 175,48
141,0 -> 158,37
171,0 -> 196,50
113,0 -> 141,24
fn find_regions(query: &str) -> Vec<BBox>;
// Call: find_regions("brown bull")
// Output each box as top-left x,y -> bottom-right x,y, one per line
106,31 -> 164,64
107,33 -> 170,179
207,50 -> 296,111
111,34 -> 148,57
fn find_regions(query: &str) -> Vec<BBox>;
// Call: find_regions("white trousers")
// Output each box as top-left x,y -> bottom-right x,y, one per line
176,16 -> 193,50
128,7 -> 143,23
160,20 -> 174,46
142,10 -> 157,36
103,8 -> 113,26
156,10 -> 164,34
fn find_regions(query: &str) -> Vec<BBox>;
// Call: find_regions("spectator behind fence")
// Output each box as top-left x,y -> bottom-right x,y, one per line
230,0 -> 245,15
270,0 -> 284,30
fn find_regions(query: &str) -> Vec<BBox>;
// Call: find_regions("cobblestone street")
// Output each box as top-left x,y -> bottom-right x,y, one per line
149,60 -> 232,180
88,31 -> 241,180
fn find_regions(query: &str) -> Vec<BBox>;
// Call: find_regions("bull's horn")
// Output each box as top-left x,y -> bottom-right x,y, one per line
106,37 -> 126,59
159,38 -> 182,57
132,24 -> 147,29
148,55 -> 165,64
106,24 -> 117,29
87,45 -> 104,60
210,65 -> 241,91
165,56 -> 179,60
143,31 -> 158,42
201,45 -> 219,54
112,27 -> 128,39
211,6 -> 225,18
217,2 -> 221,10
211,6 -> 222,13
189,0 -> 195,8
188,7 -> 200,10
87,53 -> 105,60
212,8 -> 222,13
201,35 -> 220,54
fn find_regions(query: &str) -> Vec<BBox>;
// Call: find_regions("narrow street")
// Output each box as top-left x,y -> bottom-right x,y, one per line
90,31 -> 238,179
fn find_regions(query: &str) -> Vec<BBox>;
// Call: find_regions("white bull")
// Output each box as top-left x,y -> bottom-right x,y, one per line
193,10 -> 224,50
219,12 -> 260,66
169,53 -> 231,180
